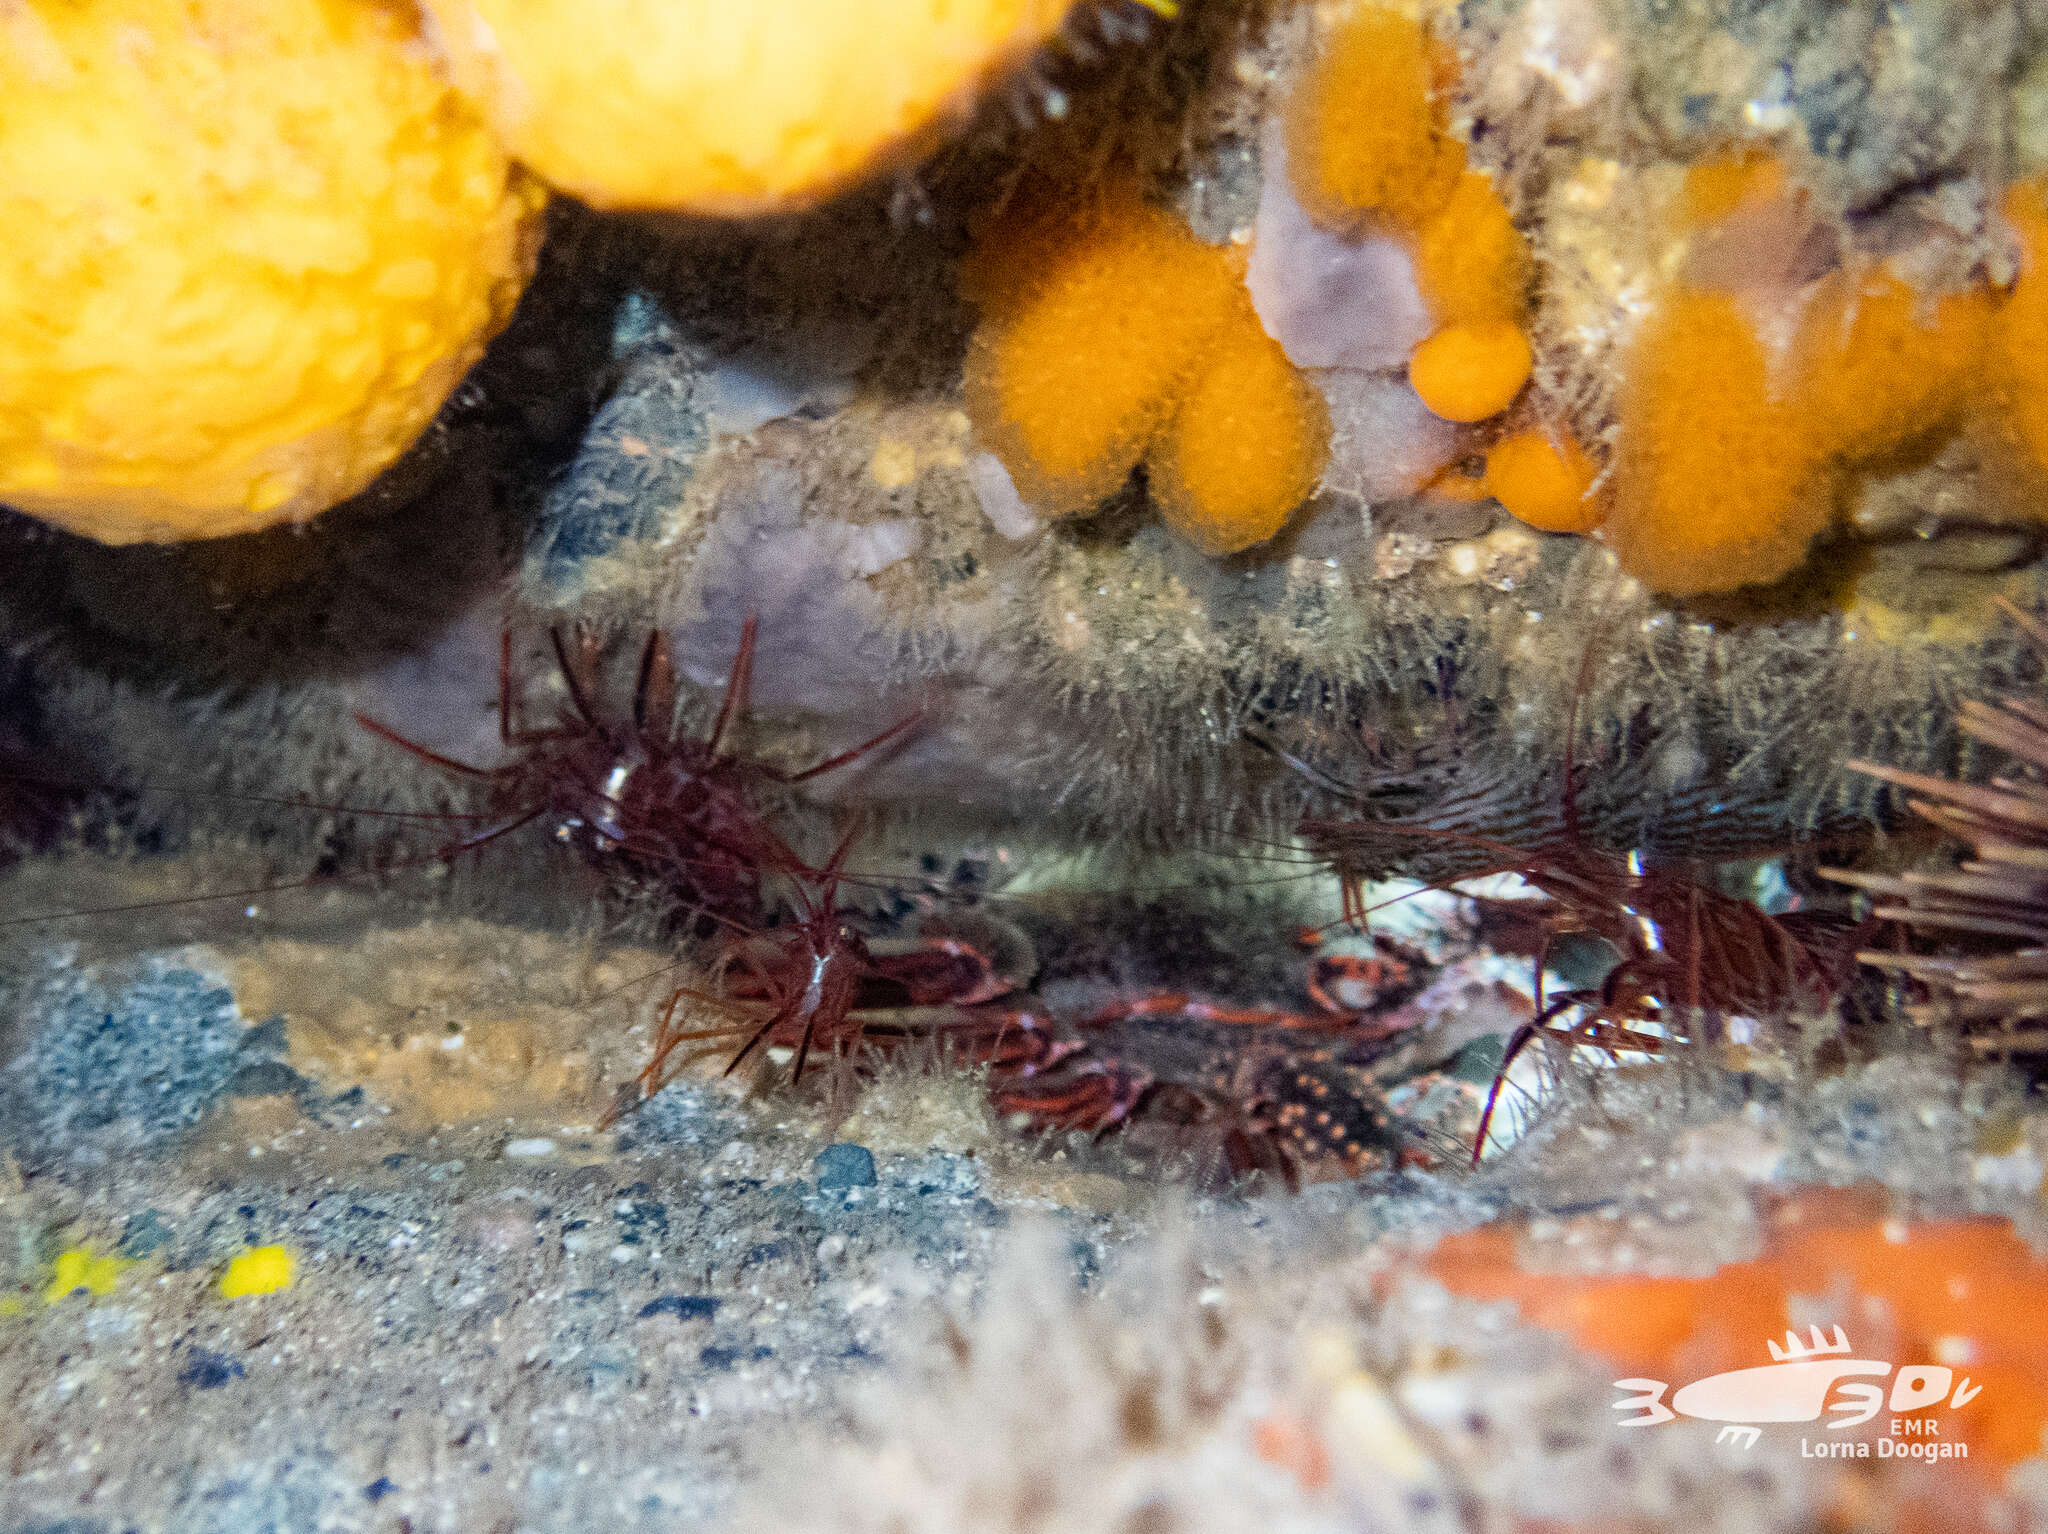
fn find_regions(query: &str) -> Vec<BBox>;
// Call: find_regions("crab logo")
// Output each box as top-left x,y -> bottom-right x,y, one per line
1612,1326 -> 1983,1450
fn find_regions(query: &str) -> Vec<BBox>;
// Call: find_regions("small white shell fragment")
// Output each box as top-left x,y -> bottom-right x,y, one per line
967,450 -> 1042,541
834,517 -> 923,578
503,1137 -> 558,1159
1326,1367 -> 1445,1502
1972,1143 -> 2045,1195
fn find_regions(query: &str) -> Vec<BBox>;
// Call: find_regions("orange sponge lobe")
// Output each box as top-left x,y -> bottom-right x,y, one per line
1408,321 -> 1532,423
1282,7 -> 1464,233
1990,179 -> 2048,485
1414,170 -> 1528,327
1795,270 -> 1991,462
962,191 -> 1245,513
1153,310 -> 1333,556
1485,429 -> 1602,533
1608,287 -> 1830,594
961,184 -> 1330,554
1278,5 -> 1535,428
1678,150 -> 1789,231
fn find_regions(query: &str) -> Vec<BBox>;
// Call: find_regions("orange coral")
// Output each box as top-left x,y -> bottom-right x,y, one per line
1427,1190 -> 2048,1476
1484,428 -> 1602,533
1677,149 -> 1790,230
1607,286 -> 1830,594
1796,270 -> 1992,463
1607,220 -> 2011,591
1605,158 -> 2048,593
1413,170 -> 1529,328
957,191 -> 1085,315
1600,153 -> 1832,591
962,185 -> 1329,554
1275,76 -> 2048,587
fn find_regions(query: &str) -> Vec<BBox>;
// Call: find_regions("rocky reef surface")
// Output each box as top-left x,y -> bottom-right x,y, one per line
9,0 -> 2048,1529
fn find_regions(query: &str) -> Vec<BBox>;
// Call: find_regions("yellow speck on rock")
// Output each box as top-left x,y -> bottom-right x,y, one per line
44,1246 -> 124,1303
868,438 -> 921,489
219,1245 -> 296,1299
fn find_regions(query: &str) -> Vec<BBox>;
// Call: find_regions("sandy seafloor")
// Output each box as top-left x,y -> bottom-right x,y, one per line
5,873 -> 2048,1534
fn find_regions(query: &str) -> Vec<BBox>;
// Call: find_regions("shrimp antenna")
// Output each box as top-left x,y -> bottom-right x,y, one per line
707,614 -> 760,757
774,711 -> 923,783
1242,728 -> 1373,802
632,628 -> 677,739
547,628 -> 603,731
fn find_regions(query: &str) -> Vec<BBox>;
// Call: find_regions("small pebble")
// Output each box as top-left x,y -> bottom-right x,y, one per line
638,1295 -> 719,1321
118,1210 -> 174,1259
504,1137 -> 557,1159
815,1143 -> 877,1190
224,1059 -> 308,1098
178,1347 -> 245,1390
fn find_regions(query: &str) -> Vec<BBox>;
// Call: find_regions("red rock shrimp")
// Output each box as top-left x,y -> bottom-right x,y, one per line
355,613 -> 921,928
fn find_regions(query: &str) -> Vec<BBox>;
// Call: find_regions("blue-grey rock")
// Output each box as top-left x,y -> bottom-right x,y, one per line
118,1210 -> 174,1259
525,292 -> 707,601
3,960 -> 248,1164
177,1348 -> 244,1391
638,1295 -> 719,1321
814,1143 -> 877,1190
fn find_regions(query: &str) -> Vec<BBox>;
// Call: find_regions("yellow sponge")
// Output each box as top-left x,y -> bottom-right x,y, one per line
421,0 -> 1077,213
0,0 -> 544,544
219,1245 -> 297,1298
43,1246 -> 124,1303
